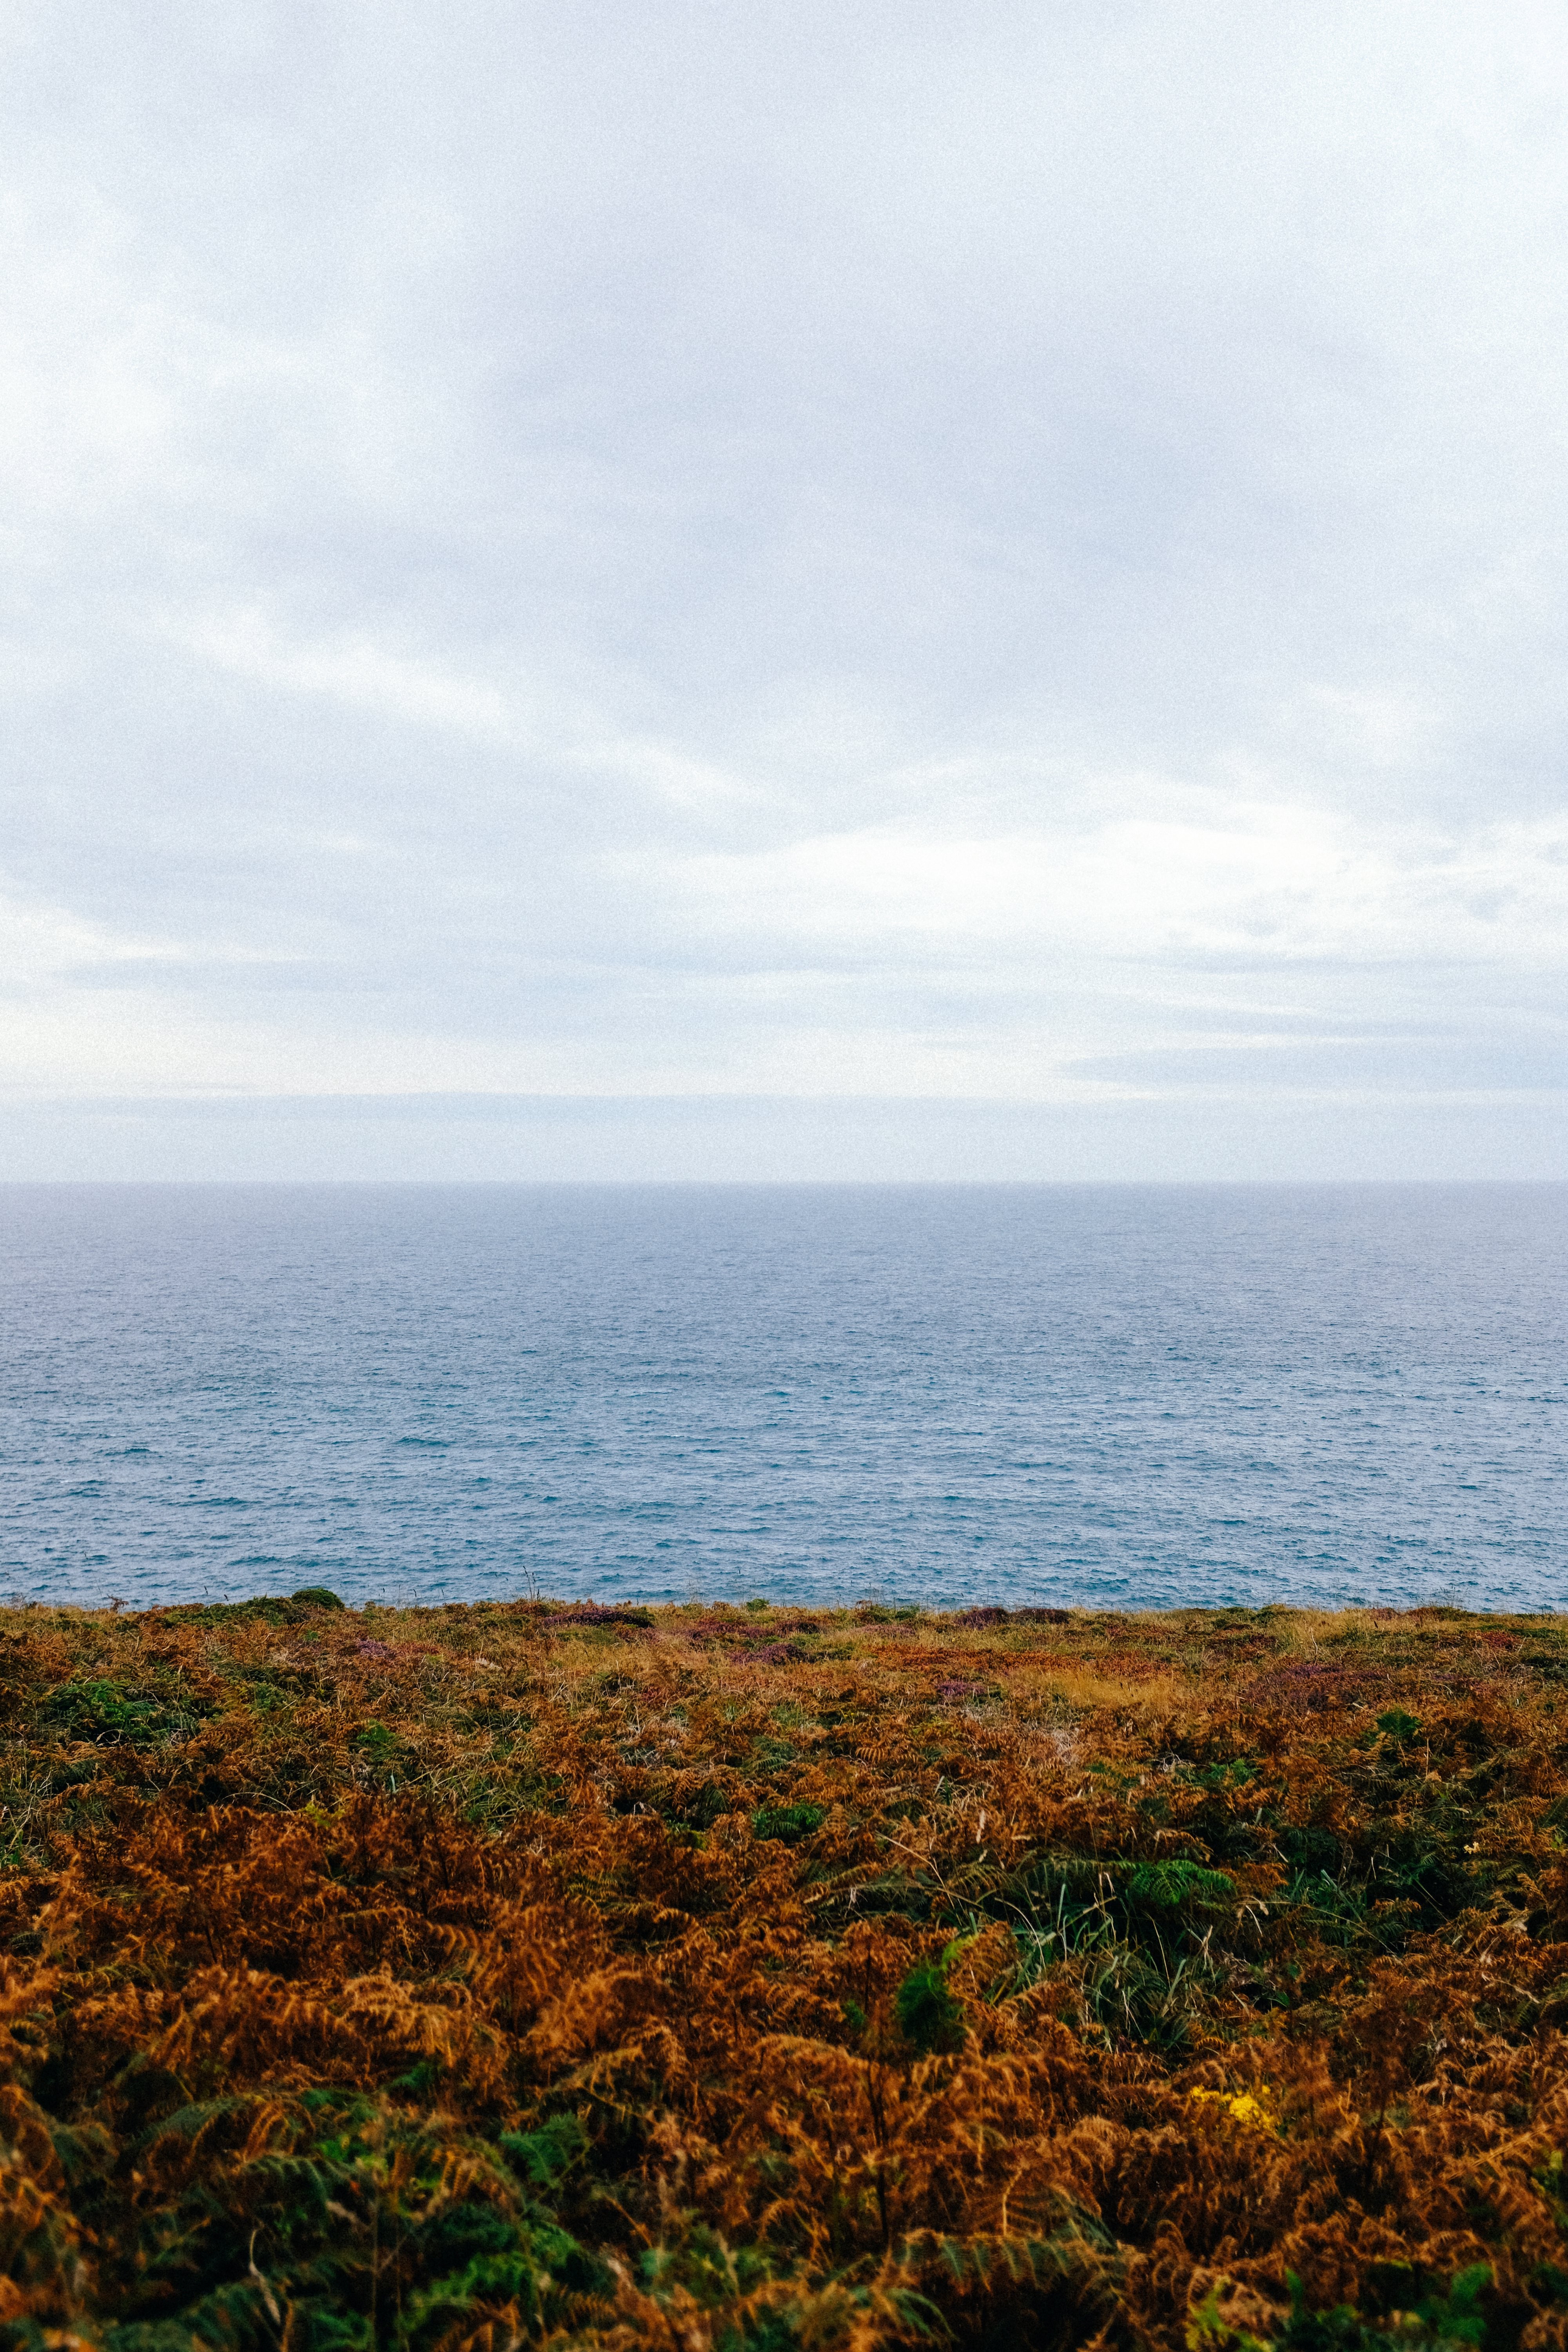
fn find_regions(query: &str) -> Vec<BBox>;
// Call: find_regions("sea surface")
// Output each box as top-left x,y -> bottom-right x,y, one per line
1,1182 -> 1564,1615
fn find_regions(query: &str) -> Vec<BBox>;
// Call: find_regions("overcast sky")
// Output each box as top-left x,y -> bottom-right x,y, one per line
3,2 -> 1566,1178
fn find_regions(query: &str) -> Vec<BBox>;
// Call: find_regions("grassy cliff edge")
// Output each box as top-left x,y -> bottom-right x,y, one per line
4,1596 -> 1568,2352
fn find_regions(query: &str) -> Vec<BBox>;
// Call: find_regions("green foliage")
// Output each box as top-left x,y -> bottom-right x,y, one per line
40,1679 -> 181,1746
1266,2264 -> 1494,2352
48,2091 -> 599,2352
956,1853 -> 1242,2050
1122,1859 -> 1237,1913
753,1802 -> 827,1844
895,1937 -> 973,2054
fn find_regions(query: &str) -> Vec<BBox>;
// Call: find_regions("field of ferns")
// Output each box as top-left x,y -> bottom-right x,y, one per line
5,1593 -> 1568,2352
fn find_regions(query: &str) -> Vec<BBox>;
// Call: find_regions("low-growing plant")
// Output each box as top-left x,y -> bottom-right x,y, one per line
3,1599 -> 1568,2350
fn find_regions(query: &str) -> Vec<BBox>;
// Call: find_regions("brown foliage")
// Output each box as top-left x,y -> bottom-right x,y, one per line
3,1597 -> 1568,2349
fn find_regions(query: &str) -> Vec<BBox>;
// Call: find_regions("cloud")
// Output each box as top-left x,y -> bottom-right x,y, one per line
642,800 -> 1568,975
0,3 -> 1566,1171
170,610 -> 521,745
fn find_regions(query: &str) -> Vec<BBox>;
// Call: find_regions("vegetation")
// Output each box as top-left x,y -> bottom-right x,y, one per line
4,1592 -> 1568,2350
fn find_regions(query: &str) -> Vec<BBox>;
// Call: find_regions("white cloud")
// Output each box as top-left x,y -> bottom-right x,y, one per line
171,610 -> 520,744
645,800 -> 1568,973
1,3 -> 1566,1165
0,890 -> 135,991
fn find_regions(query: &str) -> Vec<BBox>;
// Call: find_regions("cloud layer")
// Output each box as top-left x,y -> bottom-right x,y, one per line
3,2 -> 1566,1172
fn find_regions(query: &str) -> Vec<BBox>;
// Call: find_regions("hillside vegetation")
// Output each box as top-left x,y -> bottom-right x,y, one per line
5,1595 -> 1568,2352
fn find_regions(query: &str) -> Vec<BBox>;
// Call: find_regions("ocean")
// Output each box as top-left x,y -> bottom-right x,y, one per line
1,1181 -> 1564,1614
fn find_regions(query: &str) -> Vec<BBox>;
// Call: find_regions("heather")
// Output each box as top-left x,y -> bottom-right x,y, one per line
4,1595 -> 1568,2352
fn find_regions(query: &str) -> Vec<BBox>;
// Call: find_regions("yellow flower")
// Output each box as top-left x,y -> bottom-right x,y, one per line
1191,2085 -> 1279,2130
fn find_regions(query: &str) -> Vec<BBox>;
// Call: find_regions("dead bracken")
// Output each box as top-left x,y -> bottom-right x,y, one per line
3,1595 -> 1568,2350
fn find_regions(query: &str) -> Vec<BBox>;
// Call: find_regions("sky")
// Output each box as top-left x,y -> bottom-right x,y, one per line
2,1 -> 1567,1180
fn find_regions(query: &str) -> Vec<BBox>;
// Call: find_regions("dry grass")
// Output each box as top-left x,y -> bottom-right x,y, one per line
3,1593 -> 1568,2351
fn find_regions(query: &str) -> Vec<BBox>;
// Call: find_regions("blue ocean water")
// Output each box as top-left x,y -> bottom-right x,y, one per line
0,1182 -> 1564,1615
